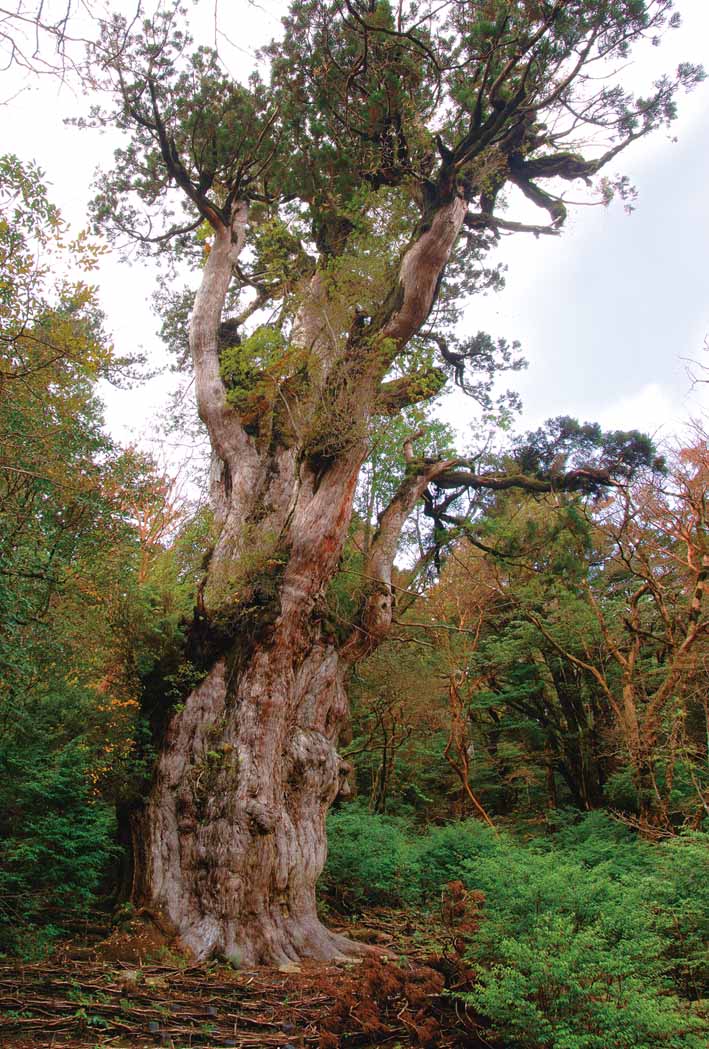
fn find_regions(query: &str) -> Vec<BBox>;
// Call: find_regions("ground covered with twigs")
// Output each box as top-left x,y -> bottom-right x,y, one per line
0,909 -> 483,1048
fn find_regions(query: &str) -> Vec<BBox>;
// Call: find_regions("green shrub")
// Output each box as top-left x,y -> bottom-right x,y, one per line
0,736 -> 116,957
465,916 -> 705,1049
407,820 -> 504,899
547,809 -> 656,876
322,806 -> 707,1047
455,829 -> 706,1048
651,833 -> 709,1000
547,814 -> 708,999
322,802 -> 415,907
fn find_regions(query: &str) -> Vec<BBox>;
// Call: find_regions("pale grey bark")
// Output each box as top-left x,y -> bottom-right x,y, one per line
378,195 -> 468,354
190,203 -> 252,467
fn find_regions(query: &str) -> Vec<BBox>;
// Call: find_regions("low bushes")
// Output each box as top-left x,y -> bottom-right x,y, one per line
322,805 -> 414,907
322,804 -> 707,1048
0,735 -> 116,958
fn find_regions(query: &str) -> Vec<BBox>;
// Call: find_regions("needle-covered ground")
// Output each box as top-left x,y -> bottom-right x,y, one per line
0,908 -> 481,1049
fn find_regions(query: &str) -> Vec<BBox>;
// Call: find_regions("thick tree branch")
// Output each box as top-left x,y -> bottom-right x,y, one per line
367,455 -> 459,591
430,464 -> 617,494
340,446 -> 458,662
464,212 -> 561,237
147,76 -> 224,230
644,552 -> 708,731
368,193 -> 468,369
342,447 -> 624,664
375,367 -> 447,414
189,203 -> 254,467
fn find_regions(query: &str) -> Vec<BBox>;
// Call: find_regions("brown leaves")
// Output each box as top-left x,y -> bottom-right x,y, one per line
319,955 -> 446,1048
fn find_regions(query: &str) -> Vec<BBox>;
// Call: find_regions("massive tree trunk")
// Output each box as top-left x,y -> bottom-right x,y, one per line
134,453 -> 365,965
130,194 -> 467,964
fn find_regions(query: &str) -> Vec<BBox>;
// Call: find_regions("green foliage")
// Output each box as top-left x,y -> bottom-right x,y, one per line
355,407 -> 457,558
0,154 -> 140,702
0,735 -> 116,957
424,461 -> 709,826
650,834 -> 709,1001
512,416 -> 663,480
548,809 -> 651,869
457,822 -> 707,1048
410,821 -> 503,900
0,159 -> 200,955
323,808 -> 708,1047
250,214 -> 315,293
85,0 -> 704,454
321,802 -> 414,908
465,918 -> 704,1049
220,326 -> 285,411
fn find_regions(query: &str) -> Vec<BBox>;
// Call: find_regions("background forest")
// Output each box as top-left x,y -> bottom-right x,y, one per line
0,1 -> 708,1048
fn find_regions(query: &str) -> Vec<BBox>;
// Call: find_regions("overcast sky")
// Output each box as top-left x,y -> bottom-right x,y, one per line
2,0 -> 708,455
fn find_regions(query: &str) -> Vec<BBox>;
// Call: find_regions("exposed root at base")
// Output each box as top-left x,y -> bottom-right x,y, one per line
96,911 -> 377,970
211,916 -> 376,969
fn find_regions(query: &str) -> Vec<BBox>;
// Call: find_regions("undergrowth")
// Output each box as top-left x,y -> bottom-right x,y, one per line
322,803 -> 708,1049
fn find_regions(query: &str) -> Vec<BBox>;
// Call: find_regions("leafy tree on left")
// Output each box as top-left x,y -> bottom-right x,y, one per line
0,154 -> 173,955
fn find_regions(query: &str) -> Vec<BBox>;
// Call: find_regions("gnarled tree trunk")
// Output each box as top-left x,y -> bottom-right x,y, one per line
130,195 -> 467,964
134,456 -> 364,965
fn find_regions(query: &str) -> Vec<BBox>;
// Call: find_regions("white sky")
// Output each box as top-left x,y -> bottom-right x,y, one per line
2,0 -> 708,456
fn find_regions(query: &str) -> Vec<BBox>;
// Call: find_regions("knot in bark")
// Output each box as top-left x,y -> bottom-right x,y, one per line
361,586 -> 393,639
287,729 -> 341,800
243,800 -> 277,836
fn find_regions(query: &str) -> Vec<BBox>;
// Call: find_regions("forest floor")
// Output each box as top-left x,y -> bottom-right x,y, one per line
0,909 -> 483,1049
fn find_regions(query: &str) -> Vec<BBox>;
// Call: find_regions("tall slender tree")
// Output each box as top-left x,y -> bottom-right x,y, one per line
84,1 -> 702,963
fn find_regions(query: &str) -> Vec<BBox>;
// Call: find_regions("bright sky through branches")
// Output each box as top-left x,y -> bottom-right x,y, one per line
1,0 -> 707,452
